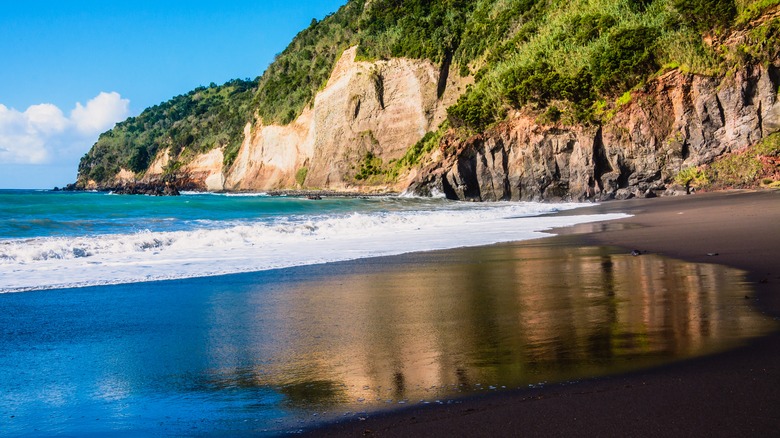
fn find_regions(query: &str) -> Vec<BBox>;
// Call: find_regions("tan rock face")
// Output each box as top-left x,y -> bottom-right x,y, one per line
184,148 -> 225,191
138,146 -> 224,191
113,168 -> 137,184
225,111 -> 313,191
152,47 -> 468,192
146,149 -> 171,177
174,46 -> 468,192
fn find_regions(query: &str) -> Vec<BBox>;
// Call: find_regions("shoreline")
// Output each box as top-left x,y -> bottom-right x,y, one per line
55,185 -> 402,198
304,189 -> 780,437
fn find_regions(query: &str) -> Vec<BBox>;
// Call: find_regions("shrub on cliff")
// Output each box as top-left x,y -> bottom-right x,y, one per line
448,86 -> 504,132
395,122 -> 448,168
253,2 -> 364,125
356,0 -> 474,62
673,0 -> 737,32
590,26 -> 660,94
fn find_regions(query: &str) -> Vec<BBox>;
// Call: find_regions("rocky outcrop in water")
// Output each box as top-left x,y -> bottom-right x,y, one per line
107,182 -> 182,196
408,63 -> 780,201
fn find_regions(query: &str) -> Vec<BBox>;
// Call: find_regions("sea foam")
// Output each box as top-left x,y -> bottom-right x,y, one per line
0,202 -> 627,293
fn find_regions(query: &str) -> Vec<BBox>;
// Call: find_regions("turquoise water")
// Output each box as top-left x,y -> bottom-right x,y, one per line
0,190 -> 400,239
0,190 -> 625,292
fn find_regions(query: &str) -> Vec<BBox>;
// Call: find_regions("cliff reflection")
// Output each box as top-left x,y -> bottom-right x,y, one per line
204,244 -> 773,410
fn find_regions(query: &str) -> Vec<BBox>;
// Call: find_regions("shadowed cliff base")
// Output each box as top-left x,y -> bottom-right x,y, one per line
410,64 -> 780,202
304,189 -> 780,437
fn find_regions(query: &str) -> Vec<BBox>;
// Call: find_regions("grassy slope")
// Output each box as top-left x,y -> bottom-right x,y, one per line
675,133 -> 780,191
77,0 -> 780,187
448,0 -> 779,130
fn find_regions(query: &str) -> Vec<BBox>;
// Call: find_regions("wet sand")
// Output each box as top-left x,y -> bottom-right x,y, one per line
306,190 -> 780,437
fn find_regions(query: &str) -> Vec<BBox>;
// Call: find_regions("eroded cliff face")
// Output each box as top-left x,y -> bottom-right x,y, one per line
409,63 -> 780,201
145,46 -> 468,193
116,50 -> 778,200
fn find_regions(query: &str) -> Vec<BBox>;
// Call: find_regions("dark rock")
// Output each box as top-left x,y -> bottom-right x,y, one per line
615,189 -> 636,201
409,63 -> 780,201
108,182 -> 182,196
664,184 -> 689,196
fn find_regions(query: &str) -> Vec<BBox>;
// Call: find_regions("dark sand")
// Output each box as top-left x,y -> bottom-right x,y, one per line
306,190 -> 780,437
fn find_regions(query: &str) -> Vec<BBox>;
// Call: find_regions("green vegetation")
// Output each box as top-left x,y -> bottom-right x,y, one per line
79,0 -> 780,186
729,15 -> 780,66
252,3 -> 364,125
674,166 -> 710,188
673,0 -> 737,32
356,0 -> 475,63
445,0 -> 774,131
295,167 -> 309,187
78,79 -> 255,184
736,0 -> 780,24
447,0 -> 733,130
395,122 -> 447,169
676,133 -> 780,189
756,132 -> 780,156
591,26 -> 660,93
353,152 -> 390,182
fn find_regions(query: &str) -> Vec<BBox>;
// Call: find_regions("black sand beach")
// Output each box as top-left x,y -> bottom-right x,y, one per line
305,189 -> 780,437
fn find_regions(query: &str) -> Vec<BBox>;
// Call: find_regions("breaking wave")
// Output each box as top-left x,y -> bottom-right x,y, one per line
0,202 -> 628,292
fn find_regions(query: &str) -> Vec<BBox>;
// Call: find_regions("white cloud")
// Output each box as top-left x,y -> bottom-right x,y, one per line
71,92 -> 130,135
0,104 -> 53,164
27,103 -> 69,134
0,92 -> 130,165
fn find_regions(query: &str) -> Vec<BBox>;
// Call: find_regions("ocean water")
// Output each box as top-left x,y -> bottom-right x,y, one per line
0,190 -> 775,436
0,189 -> 626,292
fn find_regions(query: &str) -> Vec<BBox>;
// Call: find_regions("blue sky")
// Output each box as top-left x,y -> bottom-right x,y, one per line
0,0 -> 347,189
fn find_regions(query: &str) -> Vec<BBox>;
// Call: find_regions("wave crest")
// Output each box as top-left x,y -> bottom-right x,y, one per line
0,203 -> 628,293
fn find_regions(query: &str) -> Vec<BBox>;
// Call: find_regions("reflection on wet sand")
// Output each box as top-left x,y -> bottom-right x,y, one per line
204,243 -> 774,412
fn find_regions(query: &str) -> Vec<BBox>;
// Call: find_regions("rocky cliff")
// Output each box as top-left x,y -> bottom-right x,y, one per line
408,62 -> 780,201
129,47 -> 467,193
78,1 -> 780,199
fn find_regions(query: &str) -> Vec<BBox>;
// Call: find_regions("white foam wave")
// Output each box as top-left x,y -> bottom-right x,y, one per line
0,203 -> 628,293
179,191 -> 270,197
